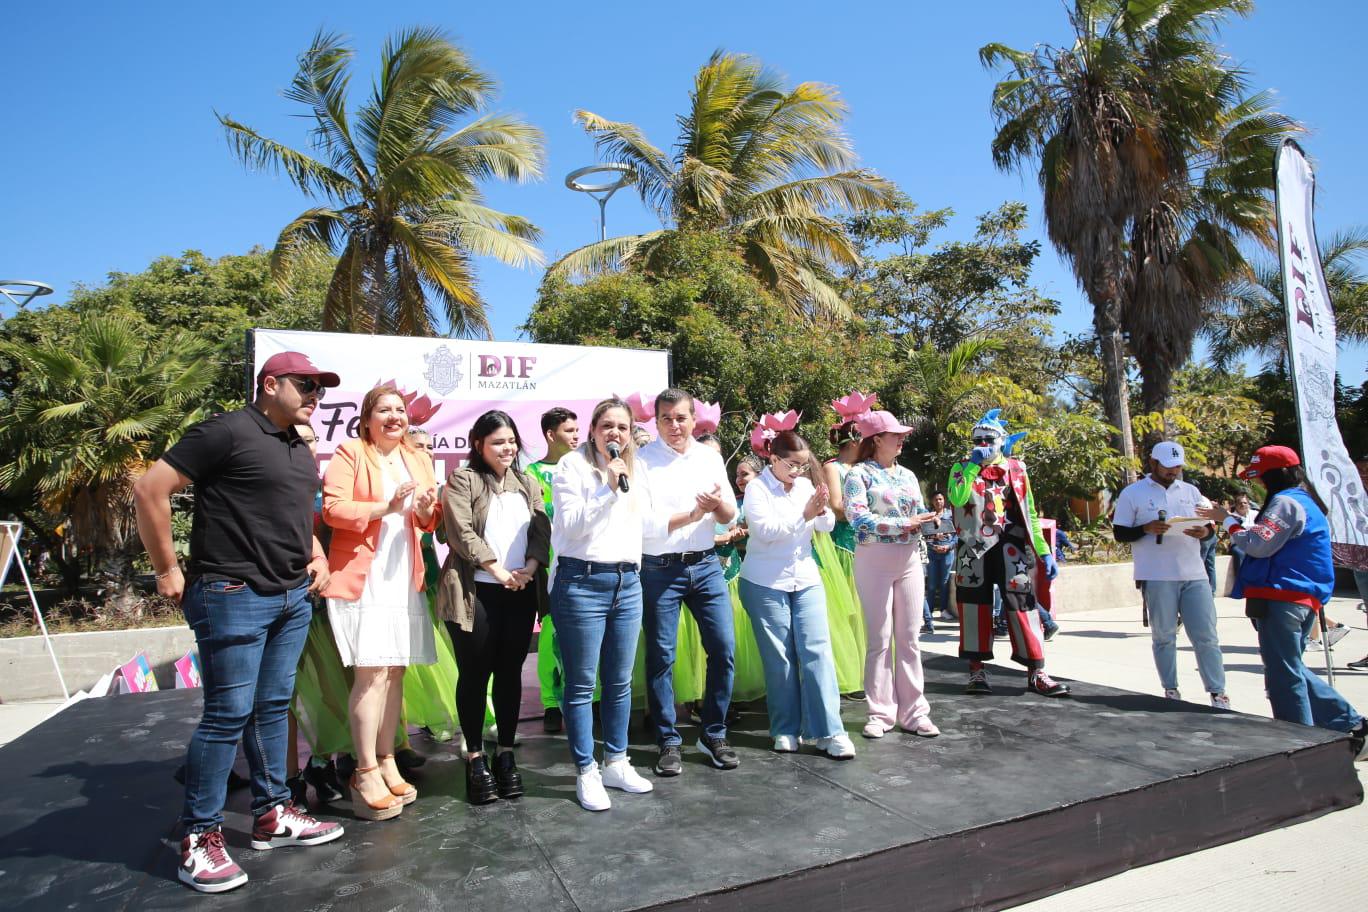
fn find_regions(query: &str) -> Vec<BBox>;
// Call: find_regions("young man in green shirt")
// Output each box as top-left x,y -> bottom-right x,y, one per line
527,407 -> 579,732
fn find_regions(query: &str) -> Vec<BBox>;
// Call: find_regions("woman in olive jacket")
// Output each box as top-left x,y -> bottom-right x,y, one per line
437,410 -> 550,804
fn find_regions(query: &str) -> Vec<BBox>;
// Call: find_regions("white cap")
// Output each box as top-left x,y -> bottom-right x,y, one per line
1151,441 -> 1185,468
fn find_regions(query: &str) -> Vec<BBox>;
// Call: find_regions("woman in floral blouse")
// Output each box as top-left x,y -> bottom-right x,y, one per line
843,411 -> 941,739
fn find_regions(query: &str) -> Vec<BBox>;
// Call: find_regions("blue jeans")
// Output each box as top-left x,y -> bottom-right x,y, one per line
1142,579 -> 1226,694
550,558 -> 642,770
738,579 -> 844,740
1200,534 -> 1218,593
924,547 -> 953,621
641,552 -> 735,745
1254,598 -> 1363,732
180,576 -> 312,832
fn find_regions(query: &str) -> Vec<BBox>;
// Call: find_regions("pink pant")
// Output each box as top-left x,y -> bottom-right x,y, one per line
854,542 -> 931,729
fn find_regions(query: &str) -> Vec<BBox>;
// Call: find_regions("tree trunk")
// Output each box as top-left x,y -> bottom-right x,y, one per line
1093,303 -> 1137,483
93,546 -> 142,619
1137,363 -> 1174,454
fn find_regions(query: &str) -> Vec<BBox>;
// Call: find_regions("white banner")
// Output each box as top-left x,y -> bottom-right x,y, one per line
250,329 -> 670,481
1275,140 -> 1368,570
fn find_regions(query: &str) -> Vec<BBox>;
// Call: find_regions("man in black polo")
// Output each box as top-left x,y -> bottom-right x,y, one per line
134,351 -> 344,894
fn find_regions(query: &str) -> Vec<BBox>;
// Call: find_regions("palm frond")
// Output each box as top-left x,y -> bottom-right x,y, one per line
218,115 -> 359,203
548,231 -> 669,279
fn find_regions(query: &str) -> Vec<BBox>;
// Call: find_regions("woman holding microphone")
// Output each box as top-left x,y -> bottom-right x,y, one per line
843,410 -> 940,740
551,398 -> 705,811
322,386 -> 440,820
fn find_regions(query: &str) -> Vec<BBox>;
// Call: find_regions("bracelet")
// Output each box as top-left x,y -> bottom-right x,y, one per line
154,567 -> 178,580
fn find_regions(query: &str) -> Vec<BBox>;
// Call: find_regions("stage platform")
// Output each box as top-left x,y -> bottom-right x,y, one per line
0,654 -> 1360,911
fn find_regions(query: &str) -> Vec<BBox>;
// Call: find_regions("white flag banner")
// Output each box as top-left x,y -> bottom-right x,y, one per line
249,329 -> 670,481
1274,140 -> 1368,570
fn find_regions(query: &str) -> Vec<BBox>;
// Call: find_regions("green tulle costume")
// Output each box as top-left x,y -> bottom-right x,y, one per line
811,529 -> 866,694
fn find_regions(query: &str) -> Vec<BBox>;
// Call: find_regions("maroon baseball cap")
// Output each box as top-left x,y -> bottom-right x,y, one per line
1239,445 -> 1300,479
256,351 -> 340,388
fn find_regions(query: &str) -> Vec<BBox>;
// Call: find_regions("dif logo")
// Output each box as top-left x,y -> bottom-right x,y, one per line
476,354 -> 537,390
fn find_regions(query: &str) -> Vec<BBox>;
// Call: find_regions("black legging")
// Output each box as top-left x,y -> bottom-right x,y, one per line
447,582 -> 537,751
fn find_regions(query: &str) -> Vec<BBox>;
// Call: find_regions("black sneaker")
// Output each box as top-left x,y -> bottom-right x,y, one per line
1348,655 -> 1368,670
965,669 -> 993,695
286,775 -> 308,807
1027,671 -> 1071,698
654,745 -> 683,777
465,755 -> 499,805
921,623 -> 935,636
1043,624 -> 1059,641
302,760 -> 346,804
543,707 -> 563,733
697,736 -> 739,770
493,751 -> 524,799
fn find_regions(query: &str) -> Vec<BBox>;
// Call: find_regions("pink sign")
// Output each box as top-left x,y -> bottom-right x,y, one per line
174,652 -> 202,689
114,652 -> 160,694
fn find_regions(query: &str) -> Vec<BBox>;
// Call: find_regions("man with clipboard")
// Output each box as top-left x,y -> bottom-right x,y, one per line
1113,442 -> 1232,709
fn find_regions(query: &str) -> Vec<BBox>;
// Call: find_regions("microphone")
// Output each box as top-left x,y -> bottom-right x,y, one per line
1156,509 -> 1166,545
606,442 -> 630,493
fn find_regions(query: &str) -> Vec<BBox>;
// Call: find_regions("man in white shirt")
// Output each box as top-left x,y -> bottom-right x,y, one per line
638,389 -> 739,777
1112,442 -> 1231,709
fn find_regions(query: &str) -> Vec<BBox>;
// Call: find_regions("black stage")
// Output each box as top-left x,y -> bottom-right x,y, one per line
0,655 -> 1360,911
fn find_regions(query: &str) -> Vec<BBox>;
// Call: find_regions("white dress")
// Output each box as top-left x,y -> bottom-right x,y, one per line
327,457 -> 437,667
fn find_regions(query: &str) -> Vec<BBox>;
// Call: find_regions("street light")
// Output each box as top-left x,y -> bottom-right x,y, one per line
0,279 -> 53,310
565,163 -> 636,242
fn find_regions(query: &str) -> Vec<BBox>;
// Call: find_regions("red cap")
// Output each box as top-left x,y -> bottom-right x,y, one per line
256,351 -> 340,388
1239,445 -> 1300,479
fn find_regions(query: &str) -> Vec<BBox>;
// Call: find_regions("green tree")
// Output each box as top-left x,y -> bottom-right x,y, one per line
1015,412 -> 1128,518
1204,228 -> 1368,372
530,231 -> 893,454
981,0 -> 1259,469
219,28 -> 545,336
551,50 -> 898,318
0,317 -> 213,612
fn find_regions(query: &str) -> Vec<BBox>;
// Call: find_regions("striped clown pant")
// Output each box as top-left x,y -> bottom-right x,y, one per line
956,536 -> 1045,670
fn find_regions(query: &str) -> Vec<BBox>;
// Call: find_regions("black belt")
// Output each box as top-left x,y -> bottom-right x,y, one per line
557,556 -> 638,574
644,548 -> 716,566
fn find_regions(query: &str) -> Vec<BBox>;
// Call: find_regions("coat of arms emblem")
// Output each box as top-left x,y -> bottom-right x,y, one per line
423,345 -> 464,395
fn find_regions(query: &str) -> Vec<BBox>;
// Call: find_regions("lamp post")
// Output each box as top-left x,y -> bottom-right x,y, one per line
565,163 -> 636,241
0,279 -> 53,311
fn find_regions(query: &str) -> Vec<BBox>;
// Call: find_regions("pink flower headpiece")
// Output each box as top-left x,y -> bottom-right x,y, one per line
693,400 -> 721,435
750,410 -> 801,458
831,390 -> 878,425
616,391 -> 657,425
378,379 -> 443,427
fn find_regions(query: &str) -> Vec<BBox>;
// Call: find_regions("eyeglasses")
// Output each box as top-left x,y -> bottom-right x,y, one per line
778,458 -> 809,475
971,436 -> 997,445
278,375 -> 323,395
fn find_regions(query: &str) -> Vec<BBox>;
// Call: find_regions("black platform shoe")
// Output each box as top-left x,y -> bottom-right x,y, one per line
302,760 -> 345,804
286,774 -> 309,807
465,755 -> 499,805
494,751 -> 525,799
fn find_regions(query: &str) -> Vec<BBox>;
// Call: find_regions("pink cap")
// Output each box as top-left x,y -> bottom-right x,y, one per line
257,351 -> 340,387
855,410 -> 912,437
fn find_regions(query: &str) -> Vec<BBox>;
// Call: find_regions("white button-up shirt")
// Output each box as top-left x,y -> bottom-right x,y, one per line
739,468 -> 834,591
638,437 -> 736,555
550,449 -> 665,585
1113,475 -> 1212,582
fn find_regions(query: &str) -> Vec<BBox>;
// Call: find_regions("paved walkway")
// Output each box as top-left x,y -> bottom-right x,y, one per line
2,593 -> 1366,908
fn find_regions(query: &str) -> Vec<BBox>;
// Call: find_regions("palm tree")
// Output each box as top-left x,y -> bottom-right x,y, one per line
0,317 -> 214,613
1125,89 -> 1301,416
1205,227 -> 1368,371
551,50 -> 899,319
980,0 -> 1255,471
218,28 -> 545,337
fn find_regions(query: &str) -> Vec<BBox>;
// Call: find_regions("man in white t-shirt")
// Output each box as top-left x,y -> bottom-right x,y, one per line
1112,441 -> 1230,709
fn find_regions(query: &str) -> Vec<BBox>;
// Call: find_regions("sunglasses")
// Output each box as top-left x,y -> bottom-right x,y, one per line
971,436 -> 998,445
278,375 -> 324,395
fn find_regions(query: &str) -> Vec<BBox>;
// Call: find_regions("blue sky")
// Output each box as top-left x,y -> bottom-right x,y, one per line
4,1 -> 1364,383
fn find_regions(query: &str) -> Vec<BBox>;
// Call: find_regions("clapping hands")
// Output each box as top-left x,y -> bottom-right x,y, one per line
803,483 -> 830,521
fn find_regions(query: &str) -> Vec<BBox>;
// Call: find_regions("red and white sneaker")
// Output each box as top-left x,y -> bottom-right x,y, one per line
250,802 -> 344,850
179,828 -> 248,893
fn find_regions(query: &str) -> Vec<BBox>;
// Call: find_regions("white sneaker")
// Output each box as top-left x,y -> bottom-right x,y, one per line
178,828 -> 248,894
601,759 -> 653,794
773,735 -> 799,753
1164,688 -> 1182,701
1211,693 -> 1232,711
861,720 -> 889,739
903,717 -> 941,738
816,733 -> 857,759
576,764 -> 611,811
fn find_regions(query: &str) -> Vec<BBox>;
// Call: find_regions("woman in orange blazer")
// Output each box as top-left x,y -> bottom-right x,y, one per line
322,385 -> 440,820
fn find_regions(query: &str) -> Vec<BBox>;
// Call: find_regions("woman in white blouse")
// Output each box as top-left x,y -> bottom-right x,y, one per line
550,398 -> 704,810
739,430 -> 856,759
439,411 -> 550,806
